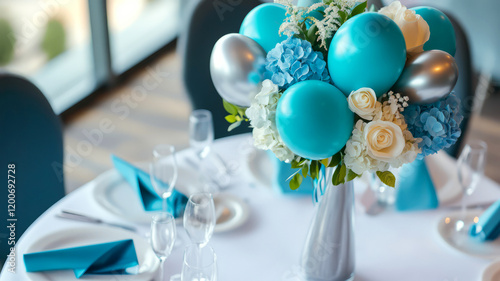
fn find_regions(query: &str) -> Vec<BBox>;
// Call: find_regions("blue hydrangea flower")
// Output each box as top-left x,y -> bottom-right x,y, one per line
264,37 -> 330,90
403,93 -> 464,159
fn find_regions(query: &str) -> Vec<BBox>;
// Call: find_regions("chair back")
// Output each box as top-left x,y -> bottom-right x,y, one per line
443,13 -> 474,158
178,0 -> 262,139
0,73 -> 65,264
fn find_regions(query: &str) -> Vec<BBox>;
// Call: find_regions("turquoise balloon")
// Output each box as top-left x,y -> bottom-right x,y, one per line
327,13 -> 406,97
276,81 -> 354,160
412,6 -> 456,56
239,4 -> 287,53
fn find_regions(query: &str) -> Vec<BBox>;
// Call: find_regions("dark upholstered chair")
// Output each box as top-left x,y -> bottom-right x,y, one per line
178,0 -> 263,139
0,73 -> 65,264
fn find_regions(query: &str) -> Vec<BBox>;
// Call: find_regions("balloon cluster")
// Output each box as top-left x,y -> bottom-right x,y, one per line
210,1 -> 458,161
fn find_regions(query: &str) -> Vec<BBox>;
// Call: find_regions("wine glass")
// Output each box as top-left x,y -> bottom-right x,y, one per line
189,109 -> 231,189
189,110 -> 214,160
151,212 -> 176,281
181,244 -> 217,281
151,144 -> 178,213
456,140 -> 487,233
183,193 -> 216,248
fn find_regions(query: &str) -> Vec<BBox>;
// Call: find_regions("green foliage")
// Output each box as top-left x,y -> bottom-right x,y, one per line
349,2 -> 367,20
42,18 -> 66,60
222,100 -> 248,131
0,18 -> 15,66
290,173 -> 303,190
296,1 -> 367,55
331,163 -> 346,185
376,171 -> 396,188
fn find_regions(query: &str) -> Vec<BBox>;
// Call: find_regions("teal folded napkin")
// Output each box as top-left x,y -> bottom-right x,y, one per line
111,155 -> 188,217
24,239 -> 138,278
395,159 -> 439,211
470,200 -> 500,241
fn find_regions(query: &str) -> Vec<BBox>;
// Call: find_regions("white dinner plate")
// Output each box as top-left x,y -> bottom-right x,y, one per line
483,259 -> 500,281
437,210 -> 500,259
246,148 -> 274,189
92,163 -> 202,224
213,193 -> 250,233
24,226 -> 159,281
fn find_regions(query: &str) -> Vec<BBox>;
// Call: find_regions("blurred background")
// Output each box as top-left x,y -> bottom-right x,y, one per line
0,0 -> 499,192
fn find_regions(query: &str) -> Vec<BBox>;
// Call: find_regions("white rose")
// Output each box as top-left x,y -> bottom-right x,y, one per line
364,120 -> 405,161
379,1 -> 430,54
348,88 -> 377,120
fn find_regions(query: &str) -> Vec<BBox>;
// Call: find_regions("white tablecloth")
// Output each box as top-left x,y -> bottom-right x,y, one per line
2,134 -> 500,281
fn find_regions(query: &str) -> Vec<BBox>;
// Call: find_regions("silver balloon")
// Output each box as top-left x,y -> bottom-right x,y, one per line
393,50 -> 459,104
210,33 -> 266,107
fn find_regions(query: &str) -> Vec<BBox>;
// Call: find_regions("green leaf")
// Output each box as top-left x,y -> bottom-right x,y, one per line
301,164 -> 309,177
290,173 -> 303,190
227,121 -> 241,132
332,164 -> 347,185
338,10 -> 347,23
307,24 -> 318,43
349,1 -> 367,18
225,115 -> 236,123
346,169 -> 359,182
223,100 -> 238,115
320,158 -> 329,167
237,107 -> 246,117
376,171 -> 396,188
310,160 -> 319,180
328,152 -> 342,167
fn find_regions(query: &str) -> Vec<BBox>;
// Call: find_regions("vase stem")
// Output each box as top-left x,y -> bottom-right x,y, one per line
300,167 -> 355,281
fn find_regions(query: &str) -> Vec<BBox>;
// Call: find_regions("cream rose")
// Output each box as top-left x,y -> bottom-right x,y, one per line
348,88 -> 378,120
364,120 -> 405,161
379,1 -> 430,54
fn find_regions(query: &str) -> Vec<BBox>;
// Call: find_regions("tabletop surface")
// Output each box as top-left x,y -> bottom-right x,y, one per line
2,134 -> 500,281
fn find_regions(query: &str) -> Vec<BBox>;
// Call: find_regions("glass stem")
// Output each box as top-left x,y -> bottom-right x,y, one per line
160,257 -> 166,281
163,197 -> 167,213
197,244 -> 203,268
461,190 -> 467,222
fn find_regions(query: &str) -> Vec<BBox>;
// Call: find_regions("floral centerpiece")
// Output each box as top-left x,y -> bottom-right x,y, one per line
209,0 -> 461,279
212,0 -> 461,190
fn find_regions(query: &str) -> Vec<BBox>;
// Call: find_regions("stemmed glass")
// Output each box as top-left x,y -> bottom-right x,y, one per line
181,244 -> 217,281
151,212 -> 176,281
456,140 -> 487,233
151,144 -> 178,213
184,193 -> 216,248
189,109 -> 230,189
189,110 -> 214,160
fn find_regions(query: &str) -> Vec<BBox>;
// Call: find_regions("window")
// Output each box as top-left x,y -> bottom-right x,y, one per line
0,0 -> 179,114
108,0 -> 180,73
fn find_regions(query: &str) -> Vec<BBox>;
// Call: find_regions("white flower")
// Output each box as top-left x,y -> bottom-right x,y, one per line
245,105 -> 271,128
271,144 -> 295,163
379,1 -> 430,54
254,80 -> 280,106
252,127 -> 276,150
246,79 -> 296,163
348,88 -> 378,120
364,120 -> 405,161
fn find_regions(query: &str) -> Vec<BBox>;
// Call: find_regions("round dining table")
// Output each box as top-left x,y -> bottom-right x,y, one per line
2,134 -> 500,281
